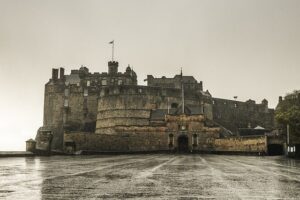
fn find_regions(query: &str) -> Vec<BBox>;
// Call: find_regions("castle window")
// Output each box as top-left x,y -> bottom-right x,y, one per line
101,79 -> 107,86
64,99 -> 69,107
84,89 -> 88,97
87,80 -> 90,86
138,88 -> 143,93
212,100 -> 215,104
193,134 -> 198,146
169,134 -> 174,147
234,103 -> 237,108
118,79 -> 123,85
64,89 -> 69,97
171,103 -> 178,109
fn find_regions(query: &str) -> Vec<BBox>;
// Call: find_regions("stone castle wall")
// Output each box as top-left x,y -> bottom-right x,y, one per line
64,132 -> 169,152
64,132 -> 267,153
37,64 -> 275,153
96,85 -> 211,134
213,136 -> 267,153
212,98 -> 274,133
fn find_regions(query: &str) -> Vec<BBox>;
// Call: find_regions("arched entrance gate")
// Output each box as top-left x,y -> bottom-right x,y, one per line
177,134 -> 189,153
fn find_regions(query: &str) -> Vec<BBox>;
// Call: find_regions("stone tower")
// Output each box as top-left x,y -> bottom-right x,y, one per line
108,61 -> 118,74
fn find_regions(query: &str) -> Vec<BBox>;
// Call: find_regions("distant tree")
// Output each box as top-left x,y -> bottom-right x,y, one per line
275,91 -> 300,137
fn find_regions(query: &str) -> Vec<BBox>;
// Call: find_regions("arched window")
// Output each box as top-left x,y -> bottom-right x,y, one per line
169,134 -> 174,147
193,134 -> 198,146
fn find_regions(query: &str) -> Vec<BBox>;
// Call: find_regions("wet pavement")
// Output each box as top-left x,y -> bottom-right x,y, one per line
0,154 -> 300,199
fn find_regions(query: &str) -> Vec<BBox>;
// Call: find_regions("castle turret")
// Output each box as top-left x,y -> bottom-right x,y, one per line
126,65 -> 131,73
262,99 -> 268,107
108,61 -> 118,74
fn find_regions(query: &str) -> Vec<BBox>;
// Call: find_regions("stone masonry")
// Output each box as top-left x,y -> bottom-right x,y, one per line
34,60 -> 276,154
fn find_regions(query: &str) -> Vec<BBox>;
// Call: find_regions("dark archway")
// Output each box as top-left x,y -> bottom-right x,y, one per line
268,144 -> 284,156
178,135 -> 189,153
295,144 -> 300,158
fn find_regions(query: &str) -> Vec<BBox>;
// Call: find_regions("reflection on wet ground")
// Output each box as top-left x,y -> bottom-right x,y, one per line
0,154 -> 300,199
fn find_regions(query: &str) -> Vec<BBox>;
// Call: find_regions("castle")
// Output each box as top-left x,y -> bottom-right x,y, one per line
29,60 -> 284,155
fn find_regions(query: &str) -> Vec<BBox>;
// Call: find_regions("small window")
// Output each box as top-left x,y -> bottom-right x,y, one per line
138,88 -> 143,93
234,103 -> 237,108
193,134 -> 197,146
87,80 -> 90,86
101,79 -> 107,86
169,134 -> 173,147
118,79 -> 123,85
84,89 -> 88,97
64,99 -> 69,107
64,89 -> 69,97
171,103 -> 178,109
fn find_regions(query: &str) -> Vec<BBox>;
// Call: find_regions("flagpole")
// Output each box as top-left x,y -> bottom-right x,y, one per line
182,83 -> 184,114
181,68 -> 184,114
112,41 -> 114,61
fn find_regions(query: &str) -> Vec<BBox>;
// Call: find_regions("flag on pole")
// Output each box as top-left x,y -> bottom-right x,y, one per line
109,40 -> 115,61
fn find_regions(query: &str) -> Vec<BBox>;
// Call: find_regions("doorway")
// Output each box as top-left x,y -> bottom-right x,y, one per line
178,135 -> 189,153
295,144 -> 300,158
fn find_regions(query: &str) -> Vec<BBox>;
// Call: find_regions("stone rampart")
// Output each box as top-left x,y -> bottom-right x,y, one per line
213,136 -> 267,153
64,132 -> 169,152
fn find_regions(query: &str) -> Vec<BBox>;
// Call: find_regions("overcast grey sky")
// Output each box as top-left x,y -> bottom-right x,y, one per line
0,0 -> 299,150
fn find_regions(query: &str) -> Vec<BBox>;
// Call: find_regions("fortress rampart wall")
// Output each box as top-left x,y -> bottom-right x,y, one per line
64,132 -> 267,153
96,85 -> 210,134
212,98 -> 274,132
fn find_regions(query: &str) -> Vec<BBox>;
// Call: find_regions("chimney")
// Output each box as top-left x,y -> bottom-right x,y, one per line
199,81 -> 203,91
60,67 -> 65,79
279,96 -> 283,103
52,68 -> 58,81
